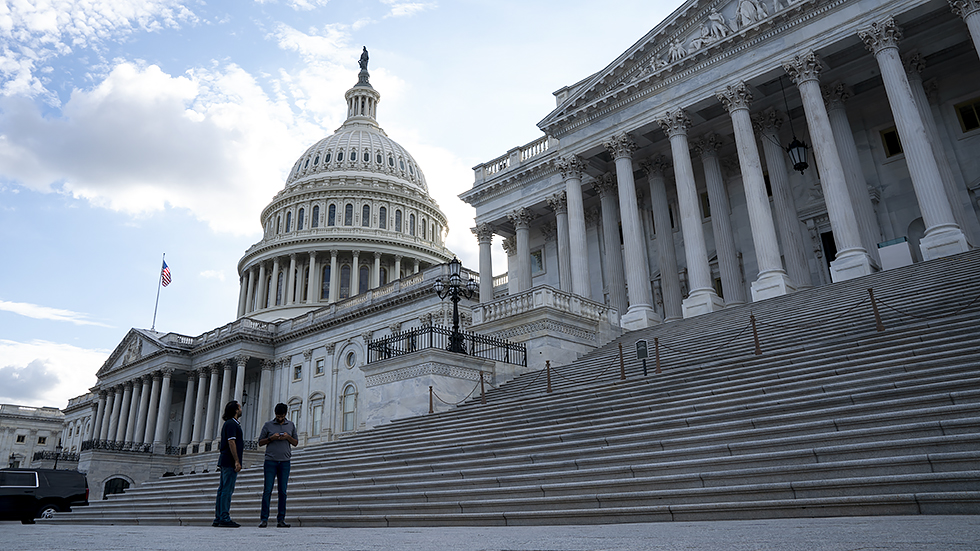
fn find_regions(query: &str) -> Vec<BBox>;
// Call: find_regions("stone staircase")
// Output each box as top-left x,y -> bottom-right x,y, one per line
50,250 -> 980,526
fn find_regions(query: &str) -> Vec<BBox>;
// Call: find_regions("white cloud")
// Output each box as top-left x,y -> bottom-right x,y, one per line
254,0 -> 331,10
382,2 -> 436,18
0,60 -> 325,235
0,339 -> 107,408
0,299 -> 113,327
273,22 -> 353,62
200,269 -> 226,282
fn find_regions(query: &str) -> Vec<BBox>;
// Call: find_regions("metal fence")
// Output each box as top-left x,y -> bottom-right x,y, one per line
367,324 -> 527,366
32,450 -> 80,463
80,440 -> 153,454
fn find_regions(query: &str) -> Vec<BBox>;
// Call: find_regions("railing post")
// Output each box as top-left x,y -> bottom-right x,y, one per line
546,361 -> 552,393
655,337 -> 662,374
618,343 -> 626,380
869,288 -> 885,332
429,386 -> 434,414
750,314 -> 762,355
479,370 -> 486,404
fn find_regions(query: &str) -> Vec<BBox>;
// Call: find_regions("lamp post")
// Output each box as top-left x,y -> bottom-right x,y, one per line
8,453 -> 16,468
53,443 -> 63,470
433,257 -> 478,354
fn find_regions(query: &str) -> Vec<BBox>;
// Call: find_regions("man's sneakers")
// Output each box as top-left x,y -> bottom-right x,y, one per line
215,520 -> 241,528
277,521 -> 291,528
258,520 -> 268,528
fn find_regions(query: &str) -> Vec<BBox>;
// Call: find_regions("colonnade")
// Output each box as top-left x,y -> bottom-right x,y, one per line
88,355 -> 274,454
238,250 -> 423,316
474,14 -> 973,329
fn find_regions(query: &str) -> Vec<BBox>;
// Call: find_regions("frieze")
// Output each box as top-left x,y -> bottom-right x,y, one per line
365,362 -> 485,387
490,320 -> 598,343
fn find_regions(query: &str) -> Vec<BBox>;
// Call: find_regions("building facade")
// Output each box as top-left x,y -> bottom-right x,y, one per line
463,0 -> 980,331
1,403 -> 65,469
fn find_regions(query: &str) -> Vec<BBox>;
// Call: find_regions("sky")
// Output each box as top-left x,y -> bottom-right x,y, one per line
0,0 -> 677,410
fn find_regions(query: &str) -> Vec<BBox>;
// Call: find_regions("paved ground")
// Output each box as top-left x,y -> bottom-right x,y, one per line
4,516 -> 979,550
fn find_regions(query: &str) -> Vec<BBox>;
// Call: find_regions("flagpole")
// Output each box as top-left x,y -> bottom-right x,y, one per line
151,253 -> 165,332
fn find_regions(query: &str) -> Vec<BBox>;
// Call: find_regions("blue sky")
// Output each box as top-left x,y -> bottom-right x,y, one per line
0,0 -> 674,409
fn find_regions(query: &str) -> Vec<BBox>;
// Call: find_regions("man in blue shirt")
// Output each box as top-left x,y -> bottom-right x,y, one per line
213,400 -> 243,528
258,403 -> 298,527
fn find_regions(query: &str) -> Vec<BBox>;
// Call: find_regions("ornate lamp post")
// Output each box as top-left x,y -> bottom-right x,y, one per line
433,257 -> 478,353
8,453 -> 16,468
53,443 -> 63,469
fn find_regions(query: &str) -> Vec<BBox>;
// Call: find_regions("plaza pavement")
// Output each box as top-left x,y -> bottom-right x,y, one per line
5,516 -> 979,550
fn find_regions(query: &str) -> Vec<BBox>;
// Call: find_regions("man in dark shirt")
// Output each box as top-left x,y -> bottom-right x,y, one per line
258,403 -> 298,528
213,400 -> 243,528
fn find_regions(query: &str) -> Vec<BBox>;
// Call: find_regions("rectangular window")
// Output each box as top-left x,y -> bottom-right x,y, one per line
955,97 -> 980,133
293,365 -> 302,381
530,249 -> 545,276
37,436 -> 46,445
315,358 -> 324,376
881,127 -> 903,158
15,435 -> 25,444
311,404 -> 323,436
699,191 -> 711,219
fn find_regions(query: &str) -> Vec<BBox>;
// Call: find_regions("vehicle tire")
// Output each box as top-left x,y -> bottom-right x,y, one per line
36,503 -> 61,519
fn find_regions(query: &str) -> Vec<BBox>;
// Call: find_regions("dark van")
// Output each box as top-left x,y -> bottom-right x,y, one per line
0,468 -> 89,523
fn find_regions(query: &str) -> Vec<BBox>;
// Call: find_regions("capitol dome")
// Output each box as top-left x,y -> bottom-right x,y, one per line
236,49 -> 454,322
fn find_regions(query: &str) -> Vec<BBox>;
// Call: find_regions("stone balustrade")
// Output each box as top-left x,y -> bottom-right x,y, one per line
473,135 -> 558,184
472,285 -> 620,326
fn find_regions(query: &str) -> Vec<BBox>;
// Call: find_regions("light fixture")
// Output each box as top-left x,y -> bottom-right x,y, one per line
433,257 -> 477,354
779,75 -> 809,174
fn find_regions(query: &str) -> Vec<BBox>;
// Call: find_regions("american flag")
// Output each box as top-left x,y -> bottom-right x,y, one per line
161,260 -> 172,287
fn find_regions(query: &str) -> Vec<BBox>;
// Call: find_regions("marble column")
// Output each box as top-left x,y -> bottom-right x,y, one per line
234,355 -> 247,403
107,386 -> 124,441
718,82 -> 795,301
98,389 -> 114,441
502,237 -> 518,296
822,83 -> 884,263
905,53 -> 980,246
244,267 -> 256,314
256,359 -> 275,436
202,364 -> 221,443
351,251 -> 361,296
237,275 -> 248,317
658,111 -> 725,317
114,383 -> 132,442
256,261 -> 268,310
642,156 -> 684,320
329,251 -> 339,303
142,372 -> 161,446
218,359 -> 233,422
92,391 -> 107,441
133,375 -> 152,444
124,380 -> 141,442
373,252 -> 382,289
693,135 -> 750,304
950,0 -> 980,60
592,173 -> 629,317
474,224 -> 495,302
190,368 -> 208,449
604,133 -> 660,329
752,110 -> 814,289
859,18 -> 968,260
413,259 -> 420,274
393,255 -> 402,281
271,257 -> 281,306
509,208 -> 534,292
152,368 -> 174,451
556,156 -> 591,297
179,372 -> 196,448
548,192 -> 573,293
784,52 -> 875,281
286,254 -> 298,304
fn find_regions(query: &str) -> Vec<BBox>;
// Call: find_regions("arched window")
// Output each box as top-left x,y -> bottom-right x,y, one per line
276,271 -> 284,305
103,478 -> 130,499
395,210 -> 402,232
380,267 -> 388,286
276,216 -> 281,233
297,208 -> 305,231
328,204 -> 336,226
313,155 -> 319,165
340,265 -> 351,299
388,155 -> 394,167
350,150 -> 357,162
321,265 -> 330,300
325,152 -> 331,163
431,223 -> 435,242
311,205 -> 320,228
344,204 -> 353,226
337,150 -> 344,162
342,384 -> 357,432
399,159 -> 405,171
379,207 -> 387,229
376,152 -> 382,164
359,265 -> 369,292
421,218 -> 426,240
362,205 -> 370,227
285,211 -> 292,232
409,213 -> 416,236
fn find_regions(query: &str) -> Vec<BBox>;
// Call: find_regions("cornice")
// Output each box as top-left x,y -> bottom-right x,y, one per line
460,153 -> 560,208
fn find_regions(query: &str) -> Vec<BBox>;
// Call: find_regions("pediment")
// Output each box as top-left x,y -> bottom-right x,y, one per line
96,328 -> 164,377
539,0 -> 817,135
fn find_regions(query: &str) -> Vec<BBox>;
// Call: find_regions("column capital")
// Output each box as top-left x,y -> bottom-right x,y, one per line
556,155 -> 588,180
308,250 -> 317,258
657,109 -> 692,138
859,17 -> 903,55
472,223 -> 496,243
692,133 -> 724,158
603,133 -> 637,160
591,173 -> 617,198
508,207 -> 534,230
326,343 -> 337,355
821,81 -> 851,111
360,330 -> 374,342
151,371 -> 162,382
160,367 -> 175,377
902,50 -> 926,78
223,358 -> 234,370
289,252 -> 297,260
351,249 -> 360,258
752,107 -> 785,134
123,380 -> 134,390
209,363 -> 222,375
640,155 -> 671,177
717,81 -> 753,113
950,0 -> 980,18
784,51 -> 822,85
303,349 -> 313,361
389,322 -> 402,333
547,191 -> 568,215
262,359 -> 275,371
98,390 -> 108,399
330,249 -> 339,258
373,251 -> 382,260
501,236 -> 517,256
394,254 -> 403,261
234,355 -> 249,367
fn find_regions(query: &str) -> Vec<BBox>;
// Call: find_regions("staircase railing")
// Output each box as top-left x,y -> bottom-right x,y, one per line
367,324 -> 527,366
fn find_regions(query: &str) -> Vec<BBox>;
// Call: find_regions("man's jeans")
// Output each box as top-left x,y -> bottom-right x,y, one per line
213,466 -> 238,524
260,460 -> 291,522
